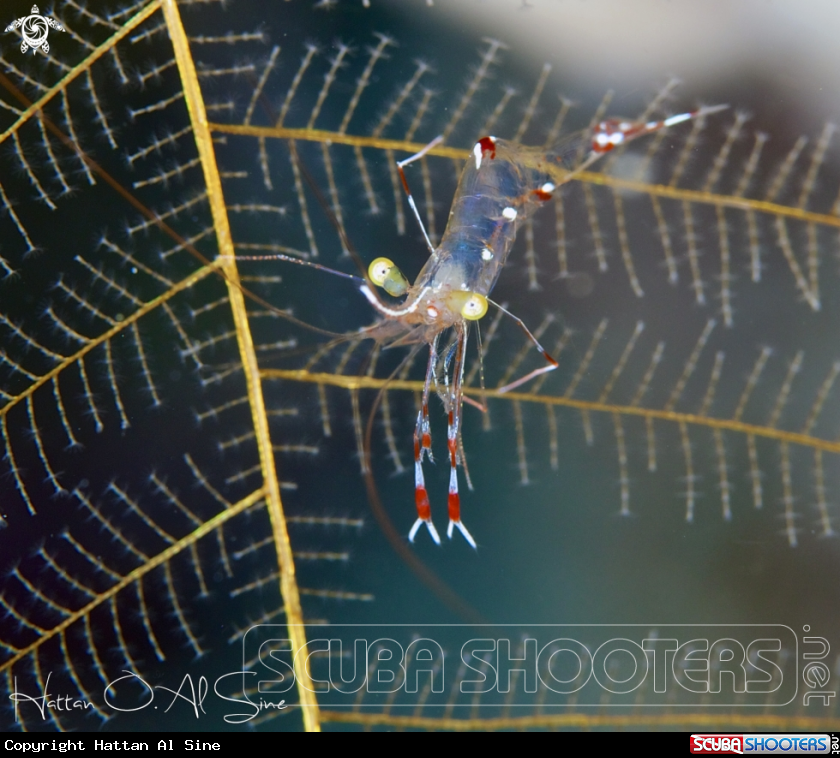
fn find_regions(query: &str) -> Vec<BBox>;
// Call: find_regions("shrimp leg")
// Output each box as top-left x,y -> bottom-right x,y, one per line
396,136 -> 444,256
445,325 -> 477,548
409,334 -> 441,545
490,300 -> 560,394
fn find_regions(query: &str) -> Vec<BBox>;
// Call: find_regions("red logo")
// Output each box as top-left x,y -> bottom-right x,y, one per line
691,735 -> 743,755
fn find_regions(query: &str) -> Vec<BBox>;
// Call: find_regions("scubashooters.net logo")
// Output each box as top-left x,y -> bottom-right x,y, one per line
239,624 -> 801,710
690,734 -> 834,754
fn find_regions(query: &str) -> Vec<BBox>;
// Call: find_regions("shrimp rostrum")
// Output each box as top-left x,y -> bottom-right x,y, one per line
358,104 -> 726,548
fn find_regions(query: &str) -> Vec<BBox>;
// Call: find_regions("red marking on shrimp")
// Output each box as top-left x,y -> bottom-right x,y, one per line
448,491 -> 460,522
591,118 -> 646,153
474,136 -> 497,169
532,188 -> 553,202
589,108 -> 728,155
447,438 -> 458,467
478,136 -> 496,158
398,166 -> 411,195
422,432 -> 431,450
415,486 -> 431,521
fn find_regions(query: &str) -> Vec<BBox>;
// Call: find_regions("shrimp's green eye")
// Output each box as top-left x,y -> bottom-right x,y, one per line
368,257 -> 409,297
460,293 -> 488,321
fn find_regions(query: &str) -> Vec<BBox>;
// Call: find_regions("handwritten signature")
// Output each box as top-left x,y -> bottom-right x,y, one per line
10,671 -> 286,725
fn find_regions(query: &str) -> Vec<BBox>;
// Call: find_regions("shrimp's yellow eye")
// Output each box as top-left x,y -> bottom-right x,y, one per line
460,293 -> 488,321
369,257 -> 394,286
368,257 -> 409,297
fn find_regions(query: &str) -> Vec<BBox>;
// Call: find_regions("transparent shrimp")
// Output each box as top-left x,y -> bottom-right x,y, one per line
359,103 -> 727,548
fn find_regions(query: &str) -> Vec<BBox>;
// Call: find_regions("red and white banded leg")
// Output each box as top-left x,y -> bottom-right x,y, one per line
445,409 -> 476,549
409,425 -> 440,545
589,104 -> 728,155
396,135 -> 444,256
409,337 -> 441,545
444,328 -> 477,549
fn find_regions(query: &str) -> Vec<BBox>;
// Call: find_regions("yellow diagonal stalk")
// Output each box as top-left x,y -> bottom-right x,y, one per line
0,487 -> 266,673
209,122 -> 840,231
261,368 -> 840,455
162,0 -> 320,731
0,261 -> 221,419
0,0 -> 162,148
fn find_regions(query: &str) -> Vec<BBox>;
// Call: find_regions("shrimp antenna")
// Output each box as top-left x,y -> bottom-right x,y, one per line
488,299 -> 559,393
245,68 -> 387,303
219,253 -> 365,286
287,140 -> 383,296
239,64 -> 377,289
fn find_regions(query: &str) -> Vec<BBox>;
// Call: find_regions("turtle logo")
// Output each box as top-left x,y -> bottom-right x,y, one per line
5,5 -> 65,55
